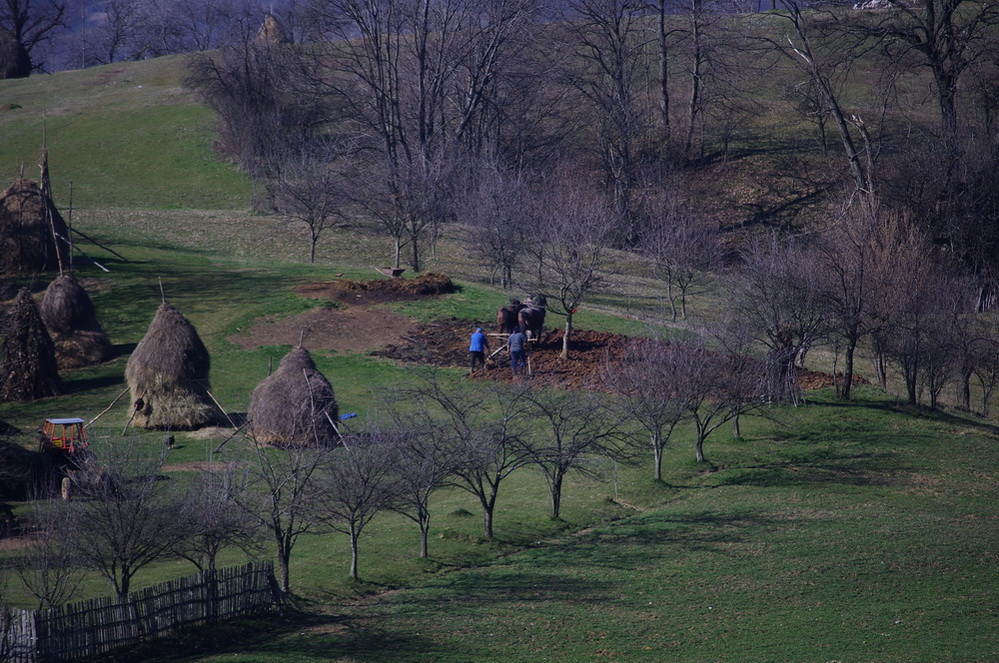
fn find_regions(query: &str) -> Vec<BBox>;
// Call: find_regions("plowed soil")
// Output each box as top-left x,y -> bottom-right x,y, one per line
234,276 -> 851,392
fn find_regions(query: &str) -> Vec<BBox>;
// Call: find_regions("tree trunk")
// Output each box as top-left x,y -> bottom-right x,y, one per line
350,523 -> 360,581
561,314 -> 574,359
839,336 -> 857,400
653,435 -> 663,481
549,473 -> 563,520
657,2 -> 671,145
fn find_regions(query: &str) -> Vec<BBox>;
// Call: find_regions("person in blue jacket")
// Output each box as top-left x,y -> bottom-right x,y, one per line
469,327 -> 490,373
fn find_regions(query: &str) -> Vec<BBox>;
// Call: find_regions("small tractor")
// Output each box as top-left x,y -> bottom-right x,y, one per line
38,417 -> 93,499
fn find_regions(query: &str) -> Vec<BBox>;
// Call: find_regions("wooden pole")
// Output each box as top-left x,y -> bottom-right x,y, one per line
86,386 -> 131,428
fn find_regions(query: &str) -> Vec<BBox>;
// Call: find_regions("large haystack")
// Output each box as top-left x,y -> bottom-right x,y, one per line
0,27 -> 30,80
0,288 -> 61,401
124,302 -> 221,430
248,346 -> 339,447
40,275 -> 113,369
0,177 -> 70,275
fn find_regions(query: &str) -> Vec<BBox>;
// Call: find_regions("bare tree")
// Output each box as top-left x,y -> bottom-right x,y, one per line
525,386 -> 620,519
560,0 -> 652,229
406,372 -> 532,540
866,0 -> 999,155
729,233 -> 826,404
315,433 -> 399,581
14,497 -> 84,609
0,0 -> 66,73
61,441 -> 187,599
683,328 -> 763,463
769,1 -> 880,196
269,142 -> 350,263
173,459 -> 262,576
239,439 -> 330,595
639,187 -> 719,322
815,202 -> 897,400
532,175 -> 617,359
378,415 -> 455,559
457,155 -> 534,290
604,337 -> 694,481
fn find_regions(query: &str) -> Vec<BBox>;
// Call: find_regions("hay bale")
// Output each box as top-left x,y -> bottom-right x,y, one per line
0,288 -> 61,401
0,27 -> 30,80
40,275 -> 113,369
125,302 -> 221,430
0,177 -> 70,276
248,346 -> 339,447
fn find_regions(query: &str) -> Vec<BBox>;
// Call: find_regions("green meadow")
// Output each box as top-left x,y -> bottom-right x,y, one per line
1,46 -> 996,663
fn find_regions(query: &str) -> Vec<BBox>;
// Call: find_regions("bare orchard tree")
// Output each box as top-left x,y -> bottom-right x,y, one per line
349,152 -> 458,273
269,141 -> 351,264
524,386 -> 621,519
379,412 -> 457,559
639,185 -> 720,322
728,233 -> 826,404
14,496 -> 84,609
871,224 -> 970,407
405,371 -> 533,541
172,458 -> 262,576
815,201 -> 896,400
971,323 -> 999,416
457,156 -> 534,290
239,440 -> 332,594
531,174 -> 617,359
61,441 -> 188,599
683,327 -> 763,464
604,337 -> 694,482
315,432 -> 400,581
322,0 -> 539,271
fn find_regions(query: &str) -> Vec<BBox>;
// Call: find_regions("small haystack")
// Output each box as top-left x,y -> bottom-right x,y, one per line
0,288 -> 61,401
0,27 -> 30,80
248,346 -> 339,447
0,177 -> 70,275
124,302 -> 221,430
40,275 -> 113,369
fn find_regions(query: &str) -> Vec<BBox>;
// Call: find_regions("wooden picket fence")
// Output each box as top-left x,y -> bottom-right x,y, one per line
1,560 -> 281,663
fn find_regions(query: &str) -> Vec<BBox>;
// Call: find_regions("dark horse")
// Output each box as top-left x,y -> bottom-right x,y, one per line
518,296 -> 546,340
497,299 -> 524,333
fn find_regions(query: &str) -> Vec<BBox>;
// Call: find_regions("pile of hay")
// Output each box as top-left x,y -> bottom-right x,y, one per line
0,177 -> 70,275
0,27 -> 30,80
125,302 -> 221,430
0,288 -> 62,401
40,275 -> 113,369
248,346 -> 339,447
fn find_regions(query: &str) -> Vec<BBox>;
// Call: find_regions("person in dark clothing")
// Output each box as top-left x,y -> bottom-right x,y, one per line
469,327 -> 490,373
508,326 -> 528,377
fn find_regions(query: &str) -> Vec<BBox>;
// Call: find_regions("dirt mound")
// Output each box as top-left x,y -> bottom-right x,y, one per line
296,273 -> 455,305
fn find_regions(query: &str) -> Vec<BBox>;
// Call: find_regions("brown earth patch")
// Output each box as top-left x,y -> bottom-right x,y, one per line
239,275 -> 848,392
231,307 -> 419,353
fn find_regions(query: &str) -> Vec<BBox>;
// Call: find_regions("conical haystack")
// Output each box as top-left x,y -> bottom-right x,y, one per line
248,346 -> 339,447
40,275 -> 113,369
125,302 -> 221,430
0,288 -> 61,401
0,177 -> 70,275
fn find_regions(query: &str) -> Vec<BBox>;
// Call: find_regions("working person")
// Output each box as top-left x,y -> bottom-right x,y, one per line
469,327 -> 490,374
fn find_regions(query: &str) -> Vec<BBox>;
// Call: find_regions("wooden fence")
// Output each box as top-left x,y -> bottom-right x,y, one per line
1,560 -> 280,663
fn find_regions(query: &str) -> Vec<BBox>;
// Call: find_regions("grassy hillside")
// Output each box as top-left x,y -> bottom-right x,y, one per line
1,42 -> 997,663
0,55 -> 250,209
